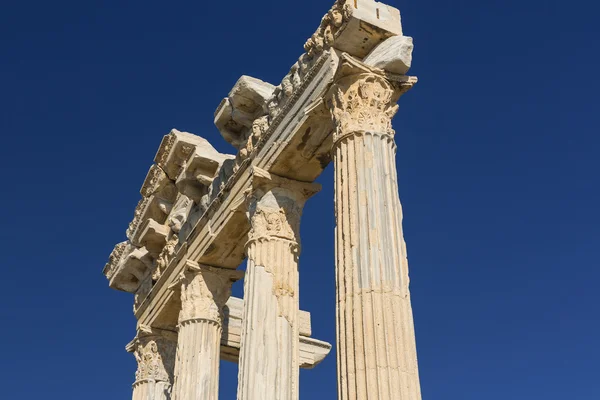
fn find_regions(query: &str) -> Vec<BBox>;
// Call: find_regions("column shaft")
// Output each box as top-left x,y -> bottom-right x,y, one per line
237,167 -> 320,400
172,319 -> 222,400
329,72 -> 421,400
237,239 -> 299,400
170,262 -> 241,400
133,381 -> 172,400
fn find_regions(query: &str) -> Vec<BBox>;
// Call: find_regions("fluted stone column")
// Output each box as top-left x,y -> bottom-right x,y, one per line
170,261 -> 242,400
327,67 -> 421,400
237,167 -> 320,400
127,327 -> 177,400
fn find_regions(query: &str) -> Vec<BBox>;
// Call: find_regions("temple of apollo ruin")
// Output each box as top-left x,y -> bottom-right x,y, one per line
102,1 -> 422,399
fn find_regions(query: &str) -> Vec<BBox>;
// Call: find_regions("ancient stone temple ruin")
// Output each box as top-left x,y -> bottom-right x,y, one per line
102,1 -> 421,399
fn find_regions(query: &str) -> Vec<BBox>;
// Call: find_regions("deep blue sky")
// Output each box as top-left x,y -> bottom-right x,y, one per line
1,0 -> 599,398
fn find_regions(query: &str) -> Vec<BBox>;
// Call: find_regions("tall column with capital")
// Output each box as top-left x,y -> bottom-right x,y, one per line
327,59 -> 422,400
127,328 -> 177,400
170,261 -> 242,400
237,167 -> 320,400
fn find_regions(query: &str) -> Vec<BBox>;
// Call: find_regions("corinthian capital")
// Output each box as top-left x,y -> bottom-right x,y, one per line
246,167 -> 321,245
325,54 -> 417,144
168,261 -> 243,325
126,326 -> 177,385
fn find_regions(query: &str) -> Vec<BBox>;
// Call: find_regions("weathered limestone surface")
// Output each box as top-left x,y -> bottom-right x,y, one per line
237,167 -> 320,400
327,55 -> 420,400
363,35 -> 414,75
102,1 -> 422,399
127,327 -> 177,400
169,261 -> 243,400
103,129 -> 235,314
220,297 -> 332,369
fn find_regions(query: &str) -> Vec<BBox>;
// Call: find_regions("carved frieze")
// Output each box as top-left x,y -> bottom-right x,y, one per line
167,195 -> 194,234
304,0 -> 353,58
153,234 -> 179,282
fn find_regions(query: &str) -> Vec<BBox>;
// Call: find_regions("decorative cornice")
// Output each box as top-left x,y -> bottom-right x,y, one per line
140,165 -> 169,199
103,241 -> 128,279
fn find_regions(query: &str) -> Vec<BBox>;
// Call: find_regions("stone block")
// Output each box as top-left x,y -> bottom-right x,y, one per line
214,76 -> 275,149
363,35 -> 413,74
154,129 -> 212,180
109,245 -> 154,293
175,143 -> 234,203
333,0 -> 404,58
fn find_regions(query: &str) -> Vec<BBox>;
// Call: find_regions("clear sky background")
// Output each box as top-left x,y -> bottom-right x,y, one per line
1,0 -> 599,398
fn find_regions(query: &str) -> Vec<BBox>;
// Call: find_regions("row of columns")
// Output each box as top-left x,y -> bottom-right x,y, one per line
128,69 -> 421,400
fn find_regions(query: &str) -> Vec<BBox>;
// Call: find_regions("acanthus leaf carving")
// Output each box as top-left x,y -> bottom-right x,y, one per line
247,207 -> 301,244
328,73 -> 399,142
246,168 -> 321,246
131,334 -> 176,384
170,262 -> 242,325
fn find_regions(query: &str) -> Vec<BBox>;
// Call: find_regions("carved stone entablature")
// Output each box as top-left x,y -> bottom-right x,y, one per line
173,200 -> 203,245
168,261 -> 244,325
167,194 -> 194,235
134,274 -> 153,314
127,195 -> 173,244
154,129 -> 211,181
305,0 -> 403,59
207,158 -> 236,204
262,0 -> 403,127
246,167 -> 321,246
140,165 -> 177,201
137,218 -> 170,255
103,241 -> 128,280
153,234 -> 179,282
326,53 -> 417,144
126,326 -> 177,384
214,76 -> 275,150
109,244 -> 154,293
175,142 -> 234,204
